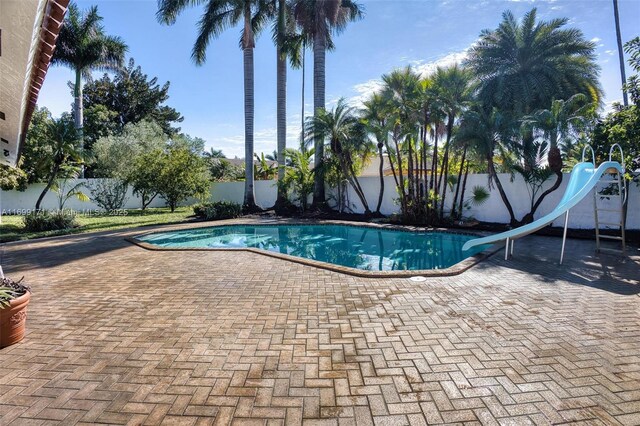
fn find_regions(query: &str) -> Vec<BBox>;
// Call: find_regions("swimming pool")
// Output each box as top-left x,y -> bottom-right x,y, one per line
136,224 -> 488,273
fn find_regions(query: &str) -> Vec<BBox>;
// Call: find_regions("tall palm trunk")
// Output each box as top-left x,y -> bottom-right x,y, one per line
438,115 -> 455,219
613,0 -> 628,106
312,33 -> 326,208
451,145 -> 467,219
73,69 -> 84,132
458,163 -> 470,217
301,47 -> 305,143
275,0 -> 287,208
488,156 -> 517,225
242,10 -> 257,210
375,142 -> 384,214
73,69 -> 84,177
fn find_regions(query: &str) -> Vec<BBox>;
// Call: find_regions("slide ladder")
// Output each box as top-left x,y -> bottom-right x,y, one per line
461,144 -> 627,264
593,144 -> 626,253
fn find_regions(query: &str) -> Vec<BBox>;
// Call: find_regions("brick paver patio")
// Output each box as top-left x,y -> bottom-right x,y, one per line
0,220 -> 638,425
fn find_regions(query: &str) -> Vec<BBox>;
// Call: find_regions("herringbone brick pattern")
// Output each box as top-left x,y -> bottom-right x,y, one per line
0,220 -> 638,425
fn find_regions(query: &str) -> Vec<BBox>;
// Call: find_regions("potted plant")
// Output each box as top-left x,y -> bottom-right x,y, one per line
0,276 -> 31,348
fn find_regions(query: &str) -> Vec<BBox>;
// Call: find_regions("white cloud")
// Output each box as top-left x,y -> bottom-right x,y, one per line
350,79 -> 385,106
591,37 -> 601,43
412,50 -> 470,77
347,48 -> 470,107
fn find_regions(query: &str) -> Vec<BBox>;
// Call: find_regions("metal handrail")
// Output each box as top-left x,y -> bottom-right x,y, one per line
609,143 -> 625,171
582,144 -> 596,164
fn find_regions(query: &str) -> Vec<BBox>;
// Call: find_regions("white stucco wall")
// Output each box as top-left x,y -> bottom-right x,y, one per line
328,173 -> 639,230
0,175 -> 638,229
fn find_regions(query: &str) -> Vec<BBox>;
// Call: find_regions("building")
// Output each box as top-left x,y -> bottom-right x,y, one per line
0,0 -> 69,168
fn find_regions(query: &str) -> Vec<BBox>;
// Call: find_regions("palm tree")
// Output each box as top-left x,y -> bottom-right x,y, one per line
157,0 -> 272,212
306,98 -> 373,214
292,0 -> 363,209
254,152 -> 277,180
52,3 -> 127,142
362,93 -> 392,215
204,148 -> 226,159
431,65 -> 472,218
282,143 -> 314,211
273,0 -> 305,209
456,106 -> 519,225
380,67 -> 422,217
35,116 -> 82,211
466,8 -> 601,170
613,0 -> 628,106
518,94 -> 593,222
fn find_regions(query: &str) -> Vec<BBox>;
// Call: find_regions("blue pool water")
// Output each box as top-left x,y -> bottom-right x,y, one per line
138,224 -> 487,271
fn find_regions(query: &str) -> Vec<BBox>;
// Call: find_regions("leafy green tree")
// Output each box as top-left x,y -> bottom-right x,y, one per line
92,120 -> 167,179
624,37 -> 640,106
0,164 -> 28,191
292,0 -> 363,208
83,104 -> 120,148
82,58 -> 183,144
157,0 -> 273,212
52,2 -> 127,137
155,143 -> 211,212
129,148 -> 165,210
208,158 -> 245,182
20,107 -> 57,183
592,105 -> 639,177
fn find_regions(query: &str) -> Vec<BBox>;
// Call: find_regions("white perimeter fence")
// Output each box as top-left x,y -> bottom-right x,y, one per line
1,173 -> 638,229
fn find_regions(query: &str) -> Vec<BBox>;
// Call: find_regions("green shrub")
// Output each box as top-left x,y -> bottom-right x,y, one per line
193,201 -> 242,220
23,210 -> 78,232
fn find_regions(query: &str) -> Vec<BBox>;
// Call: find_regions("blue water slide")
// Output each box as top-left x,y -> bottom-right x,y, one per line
461,161 -> 624,259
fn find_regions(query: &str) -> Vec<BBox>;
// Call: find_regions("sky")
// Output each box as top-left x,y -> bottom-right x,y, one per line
38,0 -> 640,159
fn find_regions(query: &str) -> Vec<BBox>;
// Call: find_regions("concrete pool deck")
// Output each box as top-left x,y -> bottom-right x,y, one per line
0,218 -> 639,425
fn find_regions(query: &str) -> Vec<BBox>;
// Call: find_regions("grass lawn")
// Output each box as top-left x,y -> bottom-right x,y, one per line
0,207 -> 196,243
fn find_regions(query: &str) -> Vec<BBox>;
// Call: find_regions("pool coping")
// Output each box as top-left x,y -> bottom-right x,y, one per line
125,219 -> 502,278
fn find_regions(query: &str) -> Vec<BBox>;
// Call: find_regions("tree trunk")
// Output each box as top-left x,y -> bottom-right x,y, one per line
438,116 -> 454,219
74,69 -> 85,178
243,46 -> 258,211
275,0 -> 287,208
142,192 -> 158,210
429,129 -> 439,217
458,163 -> 470,217
451,145 -> 467,219
73,69 -> 84,134
301,46 -> 305,144
346,158 -> 370,214
613,0 -> 628,106
392,130 -> 407,215
311,33 -> 326,208
522,171 -> 563,224
35,161 -> 61,211
375,143 -> 384,214
488,156 -> 517,225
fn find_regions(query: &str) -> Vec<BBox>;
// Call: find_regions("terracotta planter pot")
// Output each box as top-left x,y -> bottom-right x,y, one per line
0,291 -> 30,348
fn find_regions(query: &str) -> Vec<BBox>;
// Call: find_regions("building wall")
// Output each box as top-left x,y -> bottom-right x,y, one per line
1,174 -> 638,229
